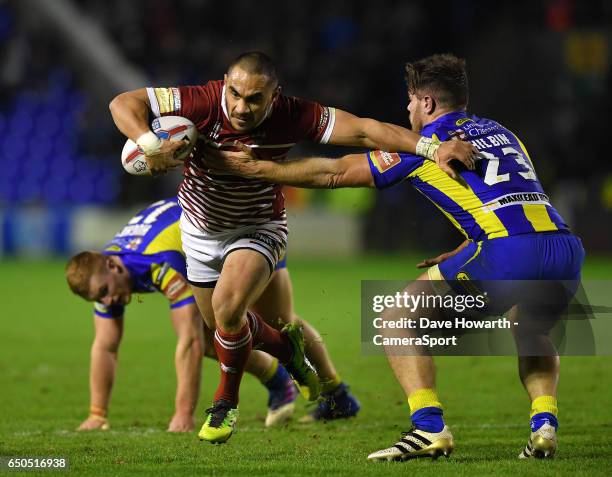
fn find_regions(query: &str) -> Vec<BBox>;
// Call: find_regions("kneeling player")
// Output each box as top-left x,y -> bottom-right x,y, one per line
206,55 -> 584,460
66,198 -> 296,431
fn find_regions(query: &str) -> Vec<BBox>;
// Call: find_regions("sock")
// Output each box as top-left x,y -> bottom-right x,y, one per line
321,374 -> 342,395
213,323 -> 252,406
530,395 -> 558,431
259,357 -> 279,385
247,311 -> 293,363
408,388 -> 445,433
263,360 -> 292,391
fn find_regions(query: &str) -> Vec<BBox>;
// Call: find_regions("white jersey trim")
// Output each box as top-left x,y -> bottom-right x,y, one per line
320,107 -> 336,144
146,87 -> 161,118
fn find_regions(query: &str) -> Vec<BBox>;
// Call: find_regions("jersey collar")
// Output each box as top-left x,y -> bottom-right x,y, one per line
422,110 -> 468,134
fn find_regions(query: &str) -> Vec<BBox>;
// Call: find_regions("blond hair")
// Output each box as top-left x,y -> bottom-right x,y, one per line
65,251 -> 107,300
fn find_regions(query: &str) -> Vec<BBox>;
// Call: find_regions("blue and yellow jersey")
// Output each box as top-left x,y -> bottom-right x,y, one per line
367,111 -> 568,242
94,198 -> 195,318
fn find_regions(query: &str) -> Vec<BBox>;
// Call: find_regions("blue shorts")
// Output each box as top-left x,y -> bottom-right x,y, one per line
437,232 -> 585,314
275,253 -> 287,270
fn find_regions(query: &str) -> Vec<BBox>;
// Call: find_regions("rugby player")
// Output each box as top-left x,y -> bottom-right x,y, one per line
66,197 -> 346,431
206,54 -> 584,460
109,51 -> 477,443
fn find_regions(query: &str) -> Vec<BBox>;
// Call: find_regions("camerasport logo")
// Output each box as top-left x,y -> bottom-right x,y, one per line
370,150 -> 401,172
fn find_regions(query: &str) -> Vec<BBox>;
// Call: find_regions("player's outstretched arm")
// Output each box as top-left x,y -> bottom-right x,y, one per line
168,304 -> 205,432
206,142 -> 374,189
77,315 -> 123,431
329,109 -> 476,179
109,89 -> 184,175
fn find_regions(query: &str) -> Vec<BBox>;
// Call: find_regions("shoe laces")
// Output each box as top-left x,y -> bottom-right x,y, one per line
205,400 -> 232,428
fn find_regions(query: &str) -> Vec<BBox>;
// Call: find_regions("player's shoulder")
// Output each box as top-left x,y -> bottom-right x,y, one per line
272,93 -> 319,119
179,80 -> 223,100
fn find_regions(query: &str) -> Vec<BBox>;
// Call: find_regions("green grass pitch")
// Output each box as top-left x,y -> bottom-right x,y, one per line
1,255 -> 611,476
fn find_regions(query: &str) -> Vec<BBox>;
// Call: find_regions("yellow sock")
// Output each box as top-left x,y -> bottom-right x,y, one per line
321,374 -> 342,394
408,388 -> 442,414
259,357 -> 279,384
530,395 -> 558,418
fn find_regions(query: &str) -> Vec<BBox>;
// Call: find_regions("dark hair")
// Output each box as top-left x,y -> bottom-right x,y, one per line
404,54 -> 468,109
227,51 -> 279,87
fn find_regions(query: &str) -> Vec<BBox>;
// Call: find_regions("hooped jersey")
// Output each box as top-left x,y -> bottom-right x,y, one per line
367,111 -> 568,242
94,198 -> 194,318
146,80 -> 335,235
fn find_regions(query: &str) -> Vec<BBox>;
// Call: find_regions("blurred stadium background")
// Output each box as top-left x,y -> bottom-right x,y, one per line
1,1 -> 611,475
0,0 -> 611,256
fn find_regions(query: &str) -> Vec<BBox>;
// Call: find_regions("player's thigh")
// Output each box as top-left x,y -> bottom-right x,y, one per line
212,248 -> 273,318
252,268 -> 295,328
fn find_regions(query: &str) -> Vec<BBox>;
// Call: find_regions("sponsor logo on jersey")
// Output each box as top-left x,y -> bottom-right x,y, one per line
455,118 -> 473,126
163,274 -> 189,301
370,150 -> 401,173
126,237 -> 142,251
483,192 -> 550,212
317,106 -> 330,134
172,87 -> 181,111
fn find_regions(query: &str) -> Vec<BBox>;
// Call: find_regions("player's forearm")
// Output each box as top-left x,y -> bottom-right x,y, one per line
174,338 -> 203,415
358,119 -> 420,153
253,158 -> 344,189
109,91 -> 151,143
89,344 -> 118,411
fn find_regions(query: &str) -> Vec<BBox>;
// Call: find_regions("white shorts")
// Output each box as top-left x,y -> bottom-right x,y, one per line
180,213 -> 288,286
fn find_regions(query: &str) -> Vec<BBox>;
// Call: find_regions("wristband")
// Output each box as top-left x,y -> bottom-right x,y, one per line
136,131 -> 162,156
416,137 -> 440,162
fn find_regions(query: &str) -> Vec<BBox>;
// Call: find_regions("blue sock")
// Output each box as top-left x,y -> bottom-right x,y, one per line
265,364 -> 290,390
411,406 -> 445,433
530,412 -> 558,432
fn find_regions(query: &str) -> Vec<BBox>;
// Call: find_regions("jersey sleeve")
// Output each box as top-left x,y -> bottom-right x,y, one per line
94,302 -> 124,319
285,96 -> 336,144
151,262 -> 195,309
367,150 -> 425,189
147,84 -> 215,125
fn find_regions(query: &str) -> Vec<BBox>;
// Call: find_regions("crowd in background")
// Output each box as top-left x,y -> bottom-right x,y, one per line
0,0 -> 610,251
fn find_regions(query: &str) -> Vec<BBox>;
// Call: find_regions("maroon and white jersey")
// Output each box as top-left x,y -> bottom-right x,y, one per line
146,81 -> 336,234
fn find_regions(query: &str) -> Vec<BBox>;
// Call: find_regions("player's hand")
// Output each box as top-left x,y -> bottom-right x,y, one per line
167,413 -> 195,432
435,140 -> 478,180
416,240 -> 470,269
76,415 -> 110,431
203,141 -> 260,177
145,139 -> 188,176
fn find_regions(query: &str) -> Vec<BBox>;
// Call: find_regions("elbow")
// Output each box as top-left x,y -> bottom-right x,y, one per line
109,92 -> 132,117
108,94 -> 123,117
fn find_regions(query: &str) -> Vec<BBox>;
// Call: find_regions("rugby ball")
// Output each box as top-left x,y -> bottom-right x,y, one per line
121,116 -> 198,176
